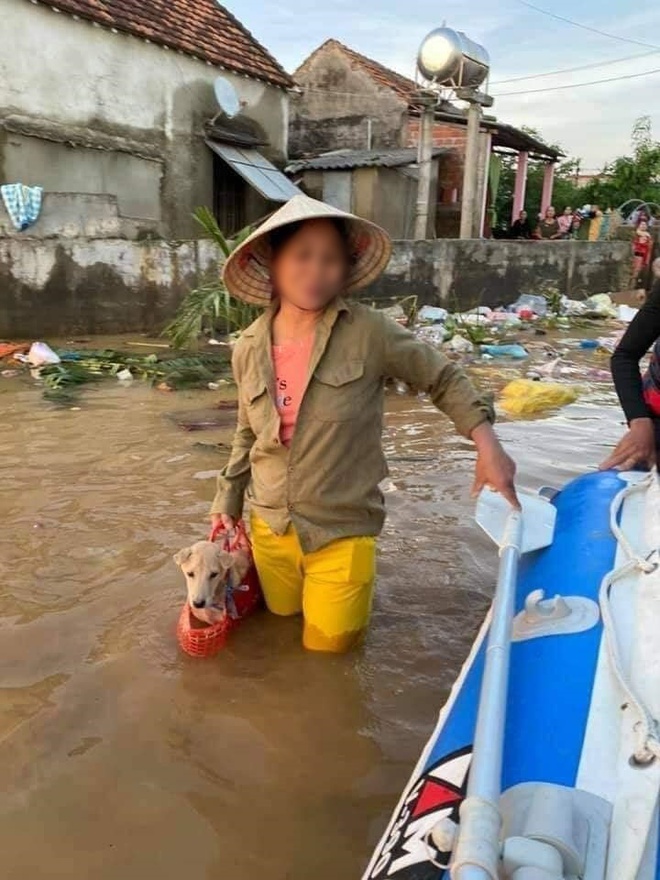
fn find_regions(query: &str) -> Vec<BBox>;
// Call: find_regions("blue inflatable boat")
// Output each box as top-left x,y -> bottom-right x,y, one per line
364,470 -> 660,880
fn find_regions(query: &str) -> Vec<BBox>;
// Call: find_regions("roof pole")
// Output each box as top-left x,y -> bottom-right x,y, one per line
459,100 -> 481,239
414,94 -> 436,239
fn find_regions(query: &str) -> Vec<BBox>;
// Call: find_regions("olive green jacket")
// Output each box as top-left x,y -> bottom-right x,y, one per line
211,298 -> 494,552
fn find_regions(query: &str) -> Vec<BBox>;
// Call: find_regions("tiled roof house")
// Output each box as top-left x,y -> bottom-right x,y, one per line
2,0 -> 296,239
45,0 -> 292,88
291,39 -> 558,236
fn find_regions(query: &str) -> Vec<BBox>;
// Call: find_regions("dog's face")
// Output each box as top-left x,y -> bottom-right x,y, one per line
174,541 -> 234,617
173,541 -> 251,623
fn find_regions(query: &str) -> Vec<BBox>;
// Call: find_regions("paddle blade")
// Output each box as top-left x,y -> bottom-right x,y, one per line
476,488 -> 556,553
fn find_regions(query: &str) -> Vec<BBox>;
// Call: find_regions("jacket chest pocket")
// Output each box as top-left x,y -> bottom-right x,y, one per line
308,360 -> 369,422
243,380 -> 272,434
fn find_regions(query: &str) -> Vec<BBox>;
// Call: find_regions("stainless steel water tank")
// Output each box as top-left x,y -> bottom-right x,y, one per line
417,27 -> 490,89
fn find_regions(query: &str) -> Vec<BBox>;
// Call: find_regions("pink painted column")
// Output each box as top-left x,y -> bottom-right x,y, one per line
511,151 -> 528,223
541,162 -> 555,214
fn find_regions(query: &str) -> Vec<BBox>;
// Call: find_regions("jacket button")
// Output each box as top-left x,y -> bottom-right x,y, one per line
287,503 -> 294,511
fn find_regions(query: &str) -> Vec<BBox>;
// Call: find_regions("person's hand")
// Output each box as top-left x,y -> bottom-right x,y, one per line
210,513 -> 250,549
599,418 -> 657,471
470,422 -> 520,509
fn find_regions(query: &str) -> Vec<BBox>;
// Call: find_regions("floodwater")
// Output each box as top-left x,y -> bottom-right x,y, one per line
0,338 -> 626,880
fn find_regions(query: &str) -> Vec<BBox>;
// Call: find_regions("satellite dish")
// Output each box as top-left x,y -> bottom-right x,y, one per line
214,77 -> 241,118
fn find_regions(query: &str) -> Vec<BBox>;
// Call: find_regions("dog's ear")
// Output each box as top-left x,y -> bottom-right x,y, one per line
230,550 -> 251,583
213,548 -> 234,571
173,547 -> 193,567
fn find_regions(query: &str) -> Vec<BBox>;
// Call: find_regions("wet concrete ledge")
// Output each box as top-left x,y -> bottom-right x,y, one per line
0,237 -> 631,337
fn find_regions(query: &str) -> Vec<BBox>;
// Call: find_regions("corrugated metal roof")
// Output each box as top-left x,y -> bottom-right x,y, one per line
286,148 -> 447,173
207,142 -> 302,202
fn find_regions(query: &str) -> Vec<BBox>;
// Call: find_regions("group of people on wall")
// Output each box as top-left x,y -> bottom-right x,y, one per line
509,205 -> 613,241
508,205 -> 655,290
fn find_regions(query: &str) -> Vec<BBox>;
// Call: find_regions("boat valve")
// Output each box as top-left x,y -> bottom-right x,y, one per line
502,837 -> 565,879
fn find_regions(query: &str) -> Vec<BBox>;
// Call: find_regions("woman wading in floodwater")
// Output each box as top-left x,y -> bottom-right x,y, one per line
211,195 -> 518,653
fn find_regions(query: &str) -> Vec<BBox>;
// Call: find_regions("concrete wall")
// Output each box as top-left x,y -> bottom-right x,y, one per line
0,236 -> 630,338
368,239 -> 631,308
290,45 -> 407,157
0,237 -> 219,337
1,0 -> 289,238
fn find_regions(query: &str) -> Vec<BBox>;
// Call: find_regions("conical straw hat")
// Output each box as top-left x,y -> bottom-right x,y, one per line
222,194 -> 392,306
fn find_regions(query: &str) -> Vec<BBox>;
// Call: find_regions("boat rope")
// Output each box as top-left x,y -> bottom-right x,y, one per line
599,471 -> 660,765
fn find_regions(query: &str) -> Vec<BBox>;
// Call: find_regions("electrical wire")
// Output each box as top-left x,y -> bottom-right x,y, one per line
493,65 -> 660,97
491,49 -> 659,85
514,0 -> 660,51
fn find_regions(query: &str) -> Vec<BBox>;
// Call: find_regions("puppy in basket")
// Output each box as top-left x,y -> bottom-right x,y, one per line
174,539 -> 250,625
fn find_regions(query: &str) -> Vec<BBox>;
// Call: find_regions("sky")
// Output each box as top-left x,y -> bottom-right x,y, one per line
229,0 -> 660,170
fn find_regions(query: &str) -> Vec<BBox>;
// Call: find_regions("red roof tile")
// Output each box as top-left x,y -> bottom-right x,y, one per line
298,39 -> 418,103
44,0 -> 292,89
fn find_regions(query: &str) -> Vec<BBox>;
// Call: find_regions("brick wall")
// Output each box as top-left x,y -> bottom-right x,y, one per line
407,118 -> 466,210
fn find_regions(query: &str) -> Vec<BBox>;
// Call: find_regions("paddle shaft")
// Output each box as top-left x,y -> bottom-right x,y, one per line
452,512 -> 522,880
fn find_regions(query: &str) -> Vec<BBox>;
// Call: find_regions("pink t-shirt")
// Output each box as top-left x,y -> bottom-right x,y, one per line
272,335 -> 314,447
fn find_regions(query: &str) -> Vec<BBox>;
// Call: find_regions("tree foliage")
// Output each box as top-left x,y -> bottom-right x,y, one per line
583,116 -> 660,211
163,209 -> 257,349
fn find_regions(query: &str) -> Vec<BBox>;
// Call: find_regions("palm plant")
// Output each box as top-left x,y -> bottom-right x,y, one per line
164,208 -> 258,349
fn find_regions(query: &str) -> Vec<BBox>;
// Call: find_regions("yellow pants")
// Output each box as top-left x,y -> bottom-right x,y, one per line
250,516 -> 376,653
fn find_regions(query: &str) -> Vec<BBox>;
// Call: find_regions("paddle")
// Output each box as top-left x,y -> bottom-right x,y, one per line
450,488 -> 557,880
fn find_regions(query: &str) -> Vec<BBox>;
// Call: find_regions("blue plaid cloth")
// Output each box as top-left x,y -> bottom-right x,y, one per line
1,183 -> 43,231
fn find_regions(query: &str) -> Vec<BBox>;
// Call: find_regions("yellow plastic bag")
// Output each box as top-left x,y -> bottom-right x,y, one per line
499,379 -> 579,415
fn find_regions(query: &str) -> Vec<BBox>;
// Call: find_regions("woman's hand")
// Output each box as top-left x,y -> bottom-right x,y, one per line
210,513 -> 250,549
471,422 -> 520,509
599,418 -> 657,471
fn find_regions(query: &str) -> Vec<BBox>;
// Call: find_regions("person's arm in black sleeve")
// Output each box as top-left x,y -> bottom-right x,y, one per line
611,279 -> 660,422
601,276 -> 660,470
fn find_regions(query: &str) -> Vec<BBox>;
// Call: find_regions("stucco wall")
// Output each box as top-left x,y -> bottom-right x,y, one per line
0,237 -> 219,337
369,239 -> 631,308
1,0 -> 289,238
290,45 -> 407,157
0,236 -> 630,338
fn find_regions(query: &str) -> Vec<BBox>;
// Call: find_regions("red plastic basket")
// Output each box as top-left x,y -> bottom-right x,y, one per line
176,603 -> 230,658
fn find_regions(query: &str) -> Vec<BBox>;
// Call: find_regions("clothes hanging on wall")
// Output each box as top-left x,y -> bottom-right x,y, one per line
1,183 -> 43,231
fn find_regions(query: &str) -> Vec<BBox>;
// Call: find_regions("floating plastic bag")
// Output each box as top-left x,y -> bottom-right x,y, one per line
23,341 -> 61,366
500,379 -> 579,415
415,325 -> 449,347
527,357 -> 562,379
417,305 -> 448,324
509,294 -> 547,317
561,297 -> 587,317
480,344 -> 528,359
583,293 -> 617,319
617,304 -> 639,323
447,335 -> 474,354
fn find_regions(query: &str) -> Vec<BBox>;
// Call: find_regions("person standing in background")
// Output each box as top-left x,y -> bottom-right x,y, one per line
557,207 -> 574,239
535,206 -> 562,240
510,210 -> 532,239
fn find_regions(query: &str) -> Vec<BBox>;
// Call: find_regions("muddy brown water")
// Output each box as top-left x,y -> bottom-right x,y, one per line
0,334 -> 626,880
